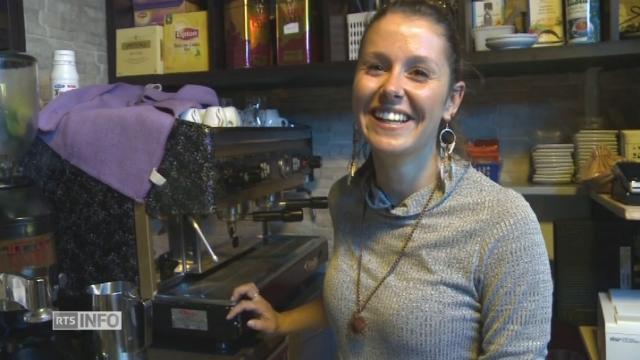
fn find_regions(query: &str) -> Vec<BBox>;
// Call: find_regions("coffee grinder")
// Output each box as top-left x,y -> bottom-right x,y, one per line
0,52 -> 58,356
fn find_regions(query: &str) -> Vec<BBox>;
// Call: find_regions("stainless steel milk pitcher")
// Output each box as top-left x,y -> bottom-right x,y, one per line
87,281 -> 152,360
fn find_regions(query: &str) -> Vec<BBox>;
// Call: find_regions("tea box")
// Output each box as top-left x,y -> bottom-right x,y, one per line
620,0 -> 640,38
224,0 -> 273,68
164,11 -> 209,73
565,0 -> 600,43
528,0 -> 564,45
133,0 -> 201,27
472,0 -> 505,27
116,25 -> 164,76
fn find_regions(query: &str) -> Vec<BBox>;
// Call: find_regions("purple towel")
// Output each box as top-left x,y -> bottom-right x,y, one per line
38,83 -> 219,202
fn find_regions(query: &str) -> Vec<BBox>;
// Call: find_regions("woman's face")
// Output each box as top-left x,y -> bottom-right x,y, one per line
352,12 -> 464,159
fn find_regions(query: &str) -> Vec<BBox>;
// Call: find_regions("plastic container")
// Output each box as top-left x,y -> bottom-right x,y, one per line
50,50 -> 79,99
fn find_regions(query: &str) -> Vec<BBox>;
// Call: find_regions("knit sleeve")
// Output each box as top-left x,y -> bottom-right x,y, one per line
477,203 -> 553,360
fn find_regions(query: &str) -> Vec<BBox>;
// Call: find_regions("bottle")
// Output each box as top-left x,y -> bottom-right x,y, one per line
50,50 -> 79,99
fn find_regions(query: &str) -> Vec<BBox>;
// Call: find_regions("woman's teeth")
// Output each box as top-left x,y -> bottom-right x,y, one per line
374,110 -> 409,123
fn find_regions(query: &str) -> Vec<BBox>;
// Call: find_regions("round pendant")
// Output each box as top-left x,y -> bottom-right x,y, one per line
349,312 -> 367,335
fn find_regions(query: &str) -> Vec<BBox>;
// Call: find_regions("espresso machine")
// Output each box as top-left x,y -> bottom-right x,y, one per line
17,83 -> 328,358
0,53 -> 59,357
137,122 -> 328,357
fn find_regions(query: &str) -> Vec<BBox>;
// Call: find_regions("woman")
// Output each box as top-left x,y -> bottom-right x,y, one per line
226,1 -> 553,358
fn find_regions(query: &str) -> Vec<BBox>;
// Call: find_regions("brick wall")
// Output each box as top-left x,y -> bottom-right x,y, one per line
23,0 -> 107,102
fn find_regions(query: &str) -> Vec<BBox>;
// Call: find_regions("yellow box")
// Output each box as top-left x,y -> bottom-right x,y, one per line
133,0 -> 201,27
164,11 -> 209,73
116,25 -> 164,77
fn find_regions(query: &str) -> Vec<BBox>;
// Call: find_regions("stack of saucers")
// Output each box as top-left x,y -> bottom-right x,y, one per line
574,130 -> 619,176
531,144 -> 575,184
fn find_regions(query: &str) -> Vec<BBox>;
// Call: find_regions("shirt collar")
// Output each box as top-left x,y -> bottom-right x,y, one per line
361,157 -> 469,217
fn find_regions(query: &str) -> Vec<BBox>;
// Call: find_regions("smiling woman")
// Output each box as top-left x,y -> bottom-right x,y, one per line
227,1 -> 553,359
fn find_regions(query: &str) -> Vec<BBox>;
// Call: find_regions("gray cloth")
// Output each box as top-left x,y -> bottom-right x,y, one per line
324,159 -> 553,360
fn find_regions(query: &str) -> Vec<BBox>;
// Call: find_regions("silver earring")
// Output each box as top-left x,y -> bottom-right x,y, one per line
348,124 -> 361,185
439,122 -> 456,182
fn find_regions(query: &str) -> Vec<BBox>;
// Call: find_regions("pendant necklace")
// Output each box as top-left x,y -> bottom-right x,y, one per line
349,179 -> 440,335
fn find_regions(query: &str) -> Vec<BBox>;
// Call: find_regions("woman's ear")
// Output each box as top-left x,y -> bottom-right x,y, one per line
443,81 -> 466,121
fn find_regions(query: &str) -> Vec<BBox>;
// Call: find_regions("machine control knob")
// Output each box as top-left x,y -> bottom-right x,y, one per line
291,157 -> 301,172
278,156 -> 292,178
259,162 -> 271,179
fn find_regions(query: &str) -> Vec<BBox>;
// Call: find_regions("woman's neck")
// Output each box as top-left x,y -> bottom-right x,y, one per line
372,149 -> 440,205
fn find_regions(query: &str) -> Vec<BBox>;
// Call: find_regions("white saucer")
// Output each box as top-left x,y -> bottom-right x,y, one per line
485,34 -> 539,50
532,177 -> 573,184
533,143 -> 574,150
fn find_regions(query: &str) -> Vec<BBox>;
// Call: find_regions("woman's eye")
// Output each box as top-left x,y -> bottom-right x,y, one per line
364,63 -> 385,74
408,68 -> 431,81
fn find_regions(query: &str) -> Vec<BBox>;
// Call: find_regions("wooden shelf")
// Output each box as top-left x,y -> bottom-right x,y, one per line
591,193 -> 640,220
468,39 -> 640,77
505,183 -> 580,196
113,61 -> 357,91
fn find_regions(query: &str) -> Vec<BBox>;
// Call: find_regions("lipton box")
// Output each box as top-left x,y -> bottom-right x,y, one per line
276,0 -> 322,65
116,25 -> 164,76
224,0 -> 273,68
164,11 -> 209,73
133,0 -> 201,27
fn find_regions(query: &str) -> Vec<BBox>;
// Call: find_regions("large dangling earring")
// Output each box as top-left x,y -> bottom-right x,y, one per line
348,123 -> 361,185
439,121 -> 456,182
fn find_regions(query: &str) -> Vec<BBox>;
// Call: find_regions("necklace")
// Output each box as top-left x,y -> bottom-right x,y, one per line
349,180 -> 440,335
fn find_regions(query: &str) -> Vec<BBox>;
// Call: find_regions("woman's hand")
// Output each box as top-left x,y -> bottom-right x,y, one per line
226,282 -> 281,334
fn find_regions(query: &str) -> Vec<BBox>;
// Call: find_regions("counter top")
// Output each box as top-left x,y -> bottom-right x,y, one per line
504,183 -> 580,196
590,193 -> 640,220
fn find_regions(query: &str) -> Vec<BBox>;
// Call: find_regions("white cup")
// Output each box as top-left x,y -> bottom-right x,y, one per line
259,109 -> 289,127
203,106 -> 241,127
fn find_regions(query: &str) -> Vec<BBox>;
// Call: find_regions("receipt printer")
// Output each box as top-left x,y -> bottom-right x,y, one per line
598,289 -> 640,359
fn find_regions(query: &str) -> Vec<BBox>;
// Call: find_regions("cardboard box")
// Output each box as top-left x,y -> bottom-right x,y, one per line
133,0 -> 201,27
224,0 -> 273,68
528,0 -> 564,45
472,0 -> 505,27
164,11 -> 209,73
276,0 -> 321,65
620,0 -> 640,38
116,25 -> 163,76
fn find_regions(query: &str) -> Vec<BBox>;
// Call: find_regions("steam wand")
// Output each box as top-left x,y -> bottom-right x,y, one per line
188,216 -> 219,262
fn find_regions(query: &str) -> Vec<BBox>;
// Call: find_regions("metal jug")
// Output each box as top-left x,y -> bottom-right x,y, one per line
87,281 -> 152,360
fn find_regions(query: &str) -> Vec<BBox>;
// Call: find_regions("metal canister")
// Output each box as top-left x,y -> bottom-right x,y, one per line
565,0 -> 601,44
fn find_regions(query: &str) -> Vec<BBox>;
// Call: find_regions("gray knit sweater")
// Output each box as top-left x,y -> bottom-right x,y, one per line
323,160 -> 553,360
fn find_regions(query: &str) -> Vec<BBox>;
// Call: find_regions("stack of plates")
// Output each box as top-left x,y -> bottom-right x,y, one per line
531,144 -> 575,184
574,130 -> 619,174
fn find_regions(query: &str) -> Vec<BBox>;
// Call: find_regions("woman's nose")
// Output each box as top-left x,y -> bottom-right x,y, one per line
380,72 -> 405,101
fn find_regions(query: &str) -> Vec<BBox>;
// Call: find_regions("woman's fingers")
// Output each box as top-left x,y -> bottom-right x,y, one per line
226,299 -> 261,320
225,293 -> 279,334
230,282 -> 260,302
